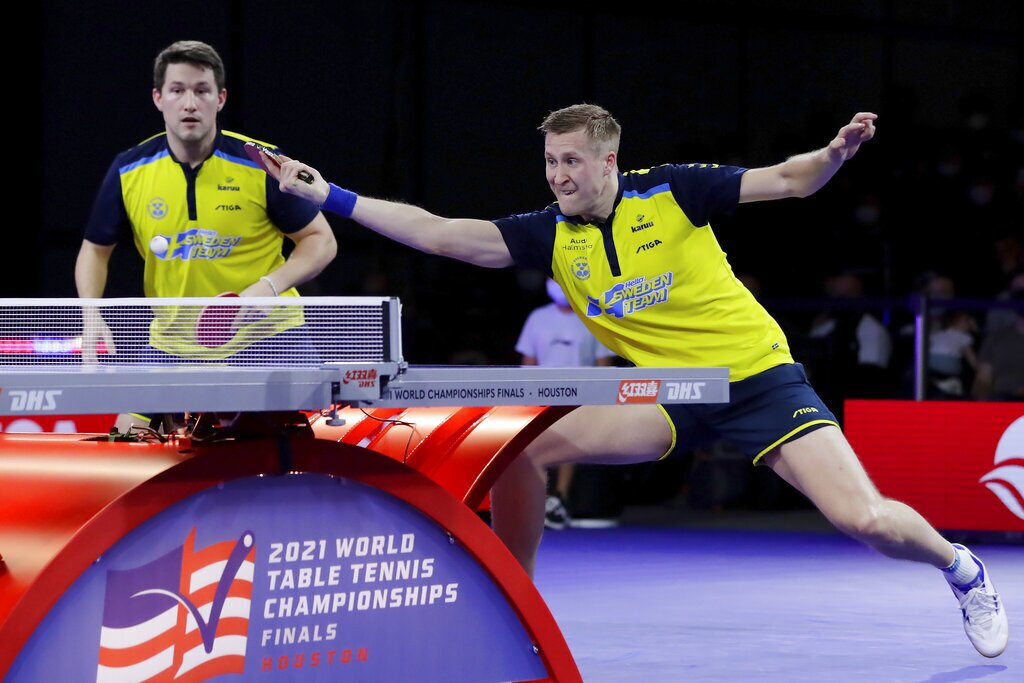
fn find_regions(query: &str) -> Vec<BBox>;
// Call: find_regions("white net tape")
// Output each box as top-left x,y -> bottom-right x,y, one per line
0,297 -> 400,369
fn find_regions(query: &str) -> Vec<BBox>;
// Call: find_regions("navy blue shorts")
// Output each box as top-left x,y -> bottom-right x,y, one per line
659,363 -> 839,464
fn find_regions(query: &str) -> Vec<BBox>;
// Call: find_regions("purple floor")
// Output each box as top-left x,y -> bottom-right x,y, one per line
534,524 -> 1023,682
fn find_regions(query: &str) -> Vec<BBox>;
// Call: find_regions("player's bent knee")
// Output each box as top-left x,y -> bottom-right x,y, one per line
833,504 -> 902,548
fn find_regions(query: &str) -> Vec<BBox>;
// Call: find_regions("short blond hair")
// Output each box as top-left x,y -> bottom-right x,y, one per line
539,103 -> 621,154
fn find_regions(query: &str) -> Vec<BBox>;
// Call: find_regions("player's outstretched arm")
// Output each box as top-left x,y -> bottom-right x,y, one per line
256,148 -> 513,269
739,112 -> 877,203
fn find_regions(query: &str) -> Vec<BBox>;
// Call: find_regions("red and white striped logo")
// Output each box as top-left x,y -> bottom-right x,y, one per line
97,528 -> 255,681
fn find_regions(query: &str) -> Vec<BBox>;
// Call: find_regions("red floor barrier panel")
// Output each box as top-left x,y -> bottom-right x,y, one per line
845,400 -> 1024,533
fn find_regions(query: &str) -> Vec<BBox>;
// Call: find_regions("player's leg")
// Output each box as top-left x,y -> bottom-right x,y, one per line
543,463 -> 574,530
764,426 -> 1008,657
491,404 -> 672,577
764,426 -> 951,562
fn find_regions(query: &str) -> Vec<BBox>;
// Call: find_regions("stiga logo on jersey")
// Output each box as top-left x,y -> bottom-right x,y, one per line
343,368 -> 378,388
979,416 -> 1024,521
167,229 -> 243,261
617,380 -> 660,403
586,272 -> 673,318
97,528 -> 255,681
5,389 -> 62,412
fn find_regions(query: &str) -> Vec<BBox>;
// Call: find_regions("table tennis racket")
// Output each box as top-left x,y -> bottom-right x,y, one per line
244,141 -> 314,184
196,292 -> 243,348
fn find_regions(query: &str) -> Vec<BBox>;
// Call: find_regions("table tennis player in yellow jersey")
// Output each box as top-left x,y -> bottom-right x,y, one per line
255,104 -> 1007,658
75,40 -> 336,363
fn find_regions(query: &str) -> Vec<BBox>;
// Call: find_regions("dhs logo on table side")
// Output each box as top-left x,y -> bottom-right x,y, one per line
4,389 -> 62,412
343,369 -> 378,389
617,380 -> 660,404
616,380 -> 706,404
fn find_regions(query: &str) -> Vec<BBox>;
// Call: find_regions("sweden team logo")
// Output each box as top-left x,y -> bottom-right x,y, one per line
572,257 -> 590,280
148,197 -> 168,220
586,272 -> 674,318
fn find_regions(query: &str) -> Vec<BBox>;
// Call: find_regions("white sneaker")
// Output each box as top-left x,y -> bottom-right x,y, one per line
949,544 -> 1008,658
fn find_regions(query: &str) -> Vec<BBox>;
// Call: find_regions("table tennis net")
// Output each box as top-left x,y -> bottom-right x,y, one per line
0,297 -> 401,368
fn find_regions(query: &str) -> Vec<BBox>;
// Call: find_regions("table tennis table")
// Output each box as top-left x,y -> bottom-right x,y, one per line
0,297 -> 729,683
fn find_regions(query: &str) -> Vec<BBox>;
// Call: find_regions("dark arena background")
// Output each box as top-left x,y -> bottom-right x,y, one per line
2,1 -> 1022,681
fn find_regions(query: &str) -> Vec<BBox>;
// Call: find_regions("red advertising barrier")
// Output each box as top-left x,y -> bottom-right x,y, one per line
845,400 -> 1024,533
0,414 -> 116,434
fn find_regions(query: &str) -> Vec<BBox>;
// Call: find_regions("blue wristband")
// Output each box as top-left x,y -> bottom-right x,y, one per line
321,183 -> 358,218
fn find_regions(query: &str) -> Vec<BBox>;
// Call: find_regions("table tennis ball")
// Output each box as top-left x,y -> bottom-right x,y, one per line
149,235 -> 169,257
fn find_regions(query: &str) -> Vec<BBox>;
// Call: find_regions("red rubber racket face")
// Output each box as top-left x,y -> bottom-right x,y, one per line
243,141 -> 280,173
243,141 -> 314,184
195,292 -> 241,348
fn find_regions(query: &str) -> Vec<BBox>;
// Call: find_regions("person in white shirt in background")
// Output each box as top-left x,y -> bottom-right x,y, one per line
516,278 -> 617,528
928,309 -> 979,397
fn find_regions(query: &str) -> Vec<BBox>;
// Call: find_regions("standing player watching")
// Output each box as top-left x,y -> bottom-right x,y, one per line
254,105 -> 1007,658
517,278 -> 617,528
75,40 -> 336,365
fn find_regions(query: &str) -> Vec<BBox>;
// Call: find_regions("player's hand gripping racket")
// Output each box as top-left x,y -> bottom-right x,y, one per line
195,292 -> 243,348
195,293 -> 274,348
244,142 -> 314,184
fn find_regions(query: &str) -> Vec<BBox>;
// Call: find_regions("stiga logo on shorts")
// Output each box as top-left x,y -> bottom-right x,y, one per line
617,380 -> 660,404
792,407 -> 819,418
587,272 -> 672,318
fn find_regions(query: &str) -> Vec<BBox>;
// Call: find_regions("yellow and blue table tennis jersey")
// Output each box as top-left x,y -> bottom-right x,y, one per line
494,164 -> 793,381
84,130 -> 320,358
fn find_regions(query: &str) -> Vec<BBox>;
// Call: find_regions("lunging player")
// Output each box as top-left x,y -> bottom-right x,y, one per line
254,105 -> 1007,658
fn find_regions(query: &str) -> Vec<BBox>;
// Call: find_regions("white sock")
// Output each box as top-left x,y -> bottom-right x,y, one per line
942,543 -> 983,590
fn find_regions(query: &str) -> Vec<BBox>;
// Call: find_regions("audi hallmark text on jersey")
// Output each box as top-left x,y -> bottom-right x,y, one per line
4,389 -> 63,412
